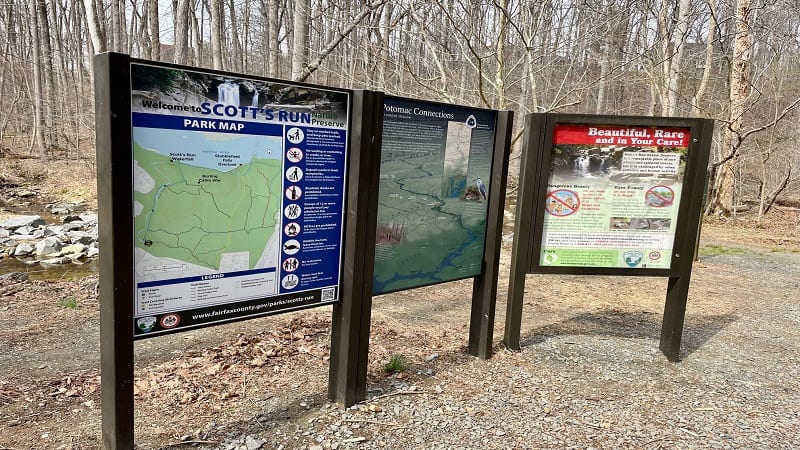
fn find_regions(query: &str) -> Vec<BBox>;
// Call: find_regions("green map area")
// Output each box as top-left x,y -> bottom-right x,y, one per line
373,126 -> 491,294
134,144 -> 282,271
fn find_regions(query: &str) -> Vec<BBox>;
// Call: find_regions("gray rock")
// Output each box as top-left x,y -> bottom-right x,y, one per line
63,214 -> 82,223
66,231 -> 94,245
39,256 -> 70,266
36,237 -> 64,257
59,243 -> 87,257
87,246 -> 100,258
245,435 -> 265,450
14,225 -> 35,235
79,213 -> 98,224
15,190 -> 36,198
61,222 -> 85,232
32,228 -> 45,239
0,215 -> 45,230
0,272 -> 29,282
9,234 -> 35,241
0,228 -> 8,238
14,243 -> 35,256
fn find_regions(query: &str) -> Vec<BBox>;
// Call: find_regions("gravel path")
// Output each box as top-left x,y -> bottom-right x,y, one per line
211,248 -> 800,450
2,234 -> 798,449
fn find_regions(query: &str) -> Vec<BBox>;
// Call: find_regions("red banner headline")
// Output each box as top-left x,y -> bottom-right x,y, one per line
554,124 -> 691,147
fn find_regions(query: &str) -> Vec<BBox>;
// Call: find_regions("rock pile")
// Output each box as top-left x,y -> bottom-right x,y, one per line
0,212 -> 99,267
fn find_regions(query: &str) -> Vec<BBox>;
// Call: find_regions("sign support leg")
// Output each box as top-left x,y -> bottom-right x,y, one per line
503,115 -> 542,351
468,111 -> 513,360
660,275 -> 691,361
328,90 -> 383,407
95,52 -> 136,450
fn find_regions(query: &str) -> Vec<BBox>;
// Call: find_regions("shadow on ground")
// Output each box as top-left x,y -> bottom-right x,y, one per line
518,308 -> 738,359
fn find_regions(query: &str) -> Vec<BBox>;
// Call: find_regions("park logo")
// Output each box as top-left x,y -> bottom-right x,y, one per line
136,316 -> 157,333
542,252 -> 559,265
465,115 -> 477,129
623,251 -> 643,267
159,313 -> 181,329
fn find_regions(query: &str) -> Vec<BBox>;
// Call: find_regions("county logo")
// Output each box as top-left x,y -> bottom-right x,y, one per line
623,251 -> 643,267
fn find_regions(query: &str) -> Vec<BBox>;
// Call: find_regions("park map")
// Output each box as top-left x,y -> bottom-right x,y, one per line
133,128 -> 283,280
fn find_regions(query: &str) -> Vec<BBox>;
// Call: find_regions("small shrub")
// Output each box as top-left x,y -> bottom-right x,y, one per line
383,354 -> 408,373
58,297 -> 79,309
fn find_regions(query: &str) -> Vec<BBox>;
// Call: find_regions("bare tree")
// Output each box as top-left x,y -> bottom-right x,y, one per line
28,0 -> 46,160
291,0 -> 310,80
211,0 -> 224,69
174,0 -> 191,64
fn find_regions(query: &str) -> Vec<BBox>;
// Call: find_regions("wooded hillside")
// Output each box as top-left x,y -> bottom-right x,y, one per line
1,0 -> 798,216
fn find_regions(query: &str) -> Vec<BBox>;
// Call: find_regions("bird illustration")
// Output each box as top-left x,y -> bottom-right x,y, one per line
475,178 -> 487,200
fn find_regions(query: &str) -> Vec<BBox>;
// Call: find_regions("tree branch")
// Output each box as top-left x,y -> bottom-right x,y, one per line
294,0 -> 387,82
711,96 -> 800,170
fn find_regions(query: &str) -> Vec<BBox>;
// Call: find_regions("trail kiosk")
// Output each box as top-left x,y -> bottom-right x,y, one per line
329,96 -> 513,405
95,52 -> 513,448
504,113 -> 713,361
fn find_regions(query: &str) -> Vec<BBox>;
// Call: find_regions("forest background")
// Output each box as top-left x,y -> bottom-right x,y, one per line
1,0 -> 800,219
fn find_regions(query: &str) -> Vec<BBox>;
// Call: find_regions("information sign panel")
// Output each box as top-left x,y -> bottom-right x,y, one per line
130,62 -> 350,337
372,97 -> 498,294
537,123 -> 690,270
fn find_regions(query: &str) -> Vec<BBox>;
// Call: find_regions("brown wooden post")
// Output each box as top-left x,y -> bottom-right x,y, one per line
95,52 -> 136,450
659,119 -> 714,361
504,114 -> 545,350
328,90 -> 384,406
468,111 -> 513,359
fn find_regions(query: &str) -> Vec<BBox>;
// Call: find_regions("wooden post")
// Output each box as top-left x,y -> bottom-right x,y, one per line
468,111 -> 513,359
95,52 -> 136,450
328,90 -> 384,407
503,114 -> 544,350
659,119 -> 714,361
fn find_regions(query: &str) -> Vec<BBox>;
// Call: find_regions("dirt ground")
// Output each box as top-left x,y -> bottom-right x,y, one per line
2,158 -> 800,449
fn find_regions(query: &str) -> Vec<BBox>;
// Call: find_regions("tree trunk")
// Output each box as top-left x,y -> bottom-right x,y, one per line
494,0 -> 509,110
708,0 -> 753,216
29,0 -> 47,161
210,0 -> 224,70
269,0 -> 279,77
228,0 -> 243,72
291,0 -> 310,80
149,0 -> 160,60
173,0 -> 190,64
663,0 -> 691,116
191,0 -> 202,65
690,0 -> 717,116
36,0 -> 55,148
83,0 -> 105,54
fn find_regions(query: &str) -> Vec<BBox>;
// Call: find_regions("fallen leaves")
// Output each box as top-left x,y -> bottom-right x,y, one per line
133,316 -> 331,406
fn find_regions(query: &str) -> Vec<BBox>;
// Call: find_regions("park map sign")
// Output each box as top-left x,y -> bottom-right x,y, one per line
129,62 -> 350,337
539,123 -> 690,270
372,97 -> 498,294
